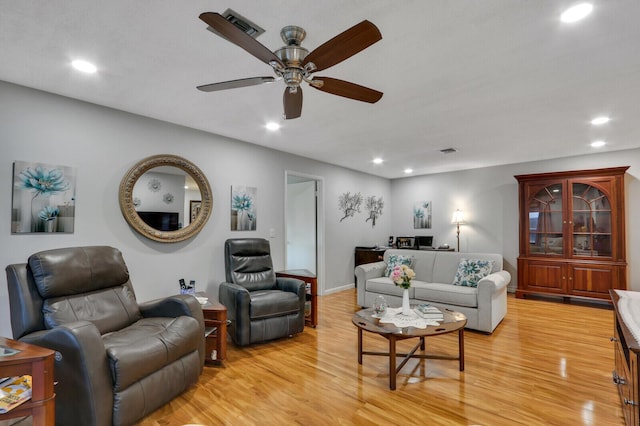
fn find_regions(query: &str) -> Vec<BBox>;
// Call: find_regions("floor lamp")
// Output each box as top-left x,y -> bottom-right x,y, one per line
451,209 -> 465,252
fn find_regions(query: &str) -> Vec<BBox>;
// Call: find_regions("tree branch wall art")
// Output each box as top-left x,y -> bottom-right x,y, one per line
338,191 -> 362,222
365,196 -> 384,227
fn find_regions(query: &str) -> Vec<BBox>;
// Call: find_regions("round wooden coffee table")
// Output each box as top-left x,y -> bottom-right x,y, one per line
352,306 -> 467,390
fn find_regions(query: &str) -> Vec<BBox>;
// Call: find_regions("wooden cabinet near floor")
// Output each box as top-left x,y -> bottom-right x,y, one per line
611,290 -> 639,426
515,167 -> 628,301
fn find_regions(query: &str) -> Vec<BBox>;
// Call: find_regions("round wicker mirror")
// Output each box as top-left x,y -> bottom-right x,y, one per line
119,154 -> 212,243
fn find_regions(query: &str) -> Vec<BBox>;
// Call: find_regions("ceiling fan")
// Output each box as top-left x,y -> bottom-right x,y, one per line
197,12 -> 383,119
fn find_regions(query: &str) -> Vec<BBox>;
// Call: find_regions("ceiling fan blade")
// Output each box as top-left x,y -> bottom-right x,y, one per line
303,20 -> 382,72
199,12 -> 283,67
197,76 -> 275,92
310,77 -> 383,103
283,87 -> 303,119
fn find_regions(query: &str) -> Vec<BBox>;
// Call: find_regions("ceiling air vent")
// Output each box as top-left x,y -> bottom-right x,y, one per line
440,148 -> 458,154
221,9 -> 265,38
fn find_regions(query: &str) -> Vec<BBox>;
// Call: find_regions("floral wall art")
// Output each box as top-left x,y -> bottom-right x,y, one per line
413,201 -> 432,229
231,185 -> 257,231
11,161 -> 77,233
338,191 -> 362,222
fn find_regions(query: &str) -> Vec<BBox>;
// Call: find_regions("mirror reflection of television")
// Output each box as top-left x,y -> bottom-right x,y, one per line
137,211 -> 179,231
415,236 -> 433,249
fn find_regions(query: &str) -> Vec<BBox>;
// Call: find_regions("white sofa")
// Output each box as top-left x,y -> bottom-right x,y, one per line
355,249 -> 510,333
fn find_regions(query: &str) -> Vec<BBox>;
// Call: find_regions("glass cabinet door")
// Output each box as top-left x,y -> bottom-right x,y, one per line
571,182 -> 612,257
527,182 -> 564,255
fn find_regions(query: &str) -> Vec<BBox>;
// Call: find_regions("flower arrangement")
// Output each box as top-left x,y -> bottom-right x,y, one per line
391,264 -> 415,289
38,206 -> 59,221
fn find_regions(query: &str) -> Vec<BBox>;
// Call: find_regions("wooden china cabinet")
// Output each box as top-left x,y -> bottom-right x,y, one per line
515,167 -> 628,301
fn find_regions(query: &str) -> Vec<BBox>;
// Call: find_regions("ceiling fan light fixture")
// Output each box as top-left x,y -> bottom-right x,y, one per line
561,3 -> 593,23
198,13 -> 383,119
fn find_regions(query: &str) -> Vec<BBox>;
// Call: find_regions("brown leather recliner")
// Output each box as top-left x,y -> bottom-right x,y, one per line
5,246 -> 205,426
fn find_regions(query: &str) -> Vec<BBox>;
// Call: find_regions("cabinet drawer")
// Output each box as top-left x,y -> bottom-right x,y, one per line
614,341 -> 636,426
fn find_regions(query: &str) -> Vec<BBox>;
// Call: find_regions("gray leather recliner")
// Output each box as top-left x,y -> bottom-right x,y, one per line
220,238 -> 305,346
5,246 -> 205,426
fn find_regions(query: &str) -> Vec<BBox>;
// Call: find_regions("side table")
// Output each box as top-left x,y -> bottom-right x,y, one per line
200,298 -> 227,366
0,337 -> 55,425
276,269 -> 318,327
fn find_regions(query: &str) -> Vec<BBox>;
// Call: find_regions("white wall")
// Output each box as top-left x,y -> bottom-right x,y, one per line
2,80 -> 637,340
391,150 -> 640,292
0,81 -> 391,338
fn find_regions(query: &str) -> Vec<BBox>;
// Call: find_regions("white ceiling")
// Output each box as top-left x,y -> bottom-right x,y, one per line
2,1 -> 639,179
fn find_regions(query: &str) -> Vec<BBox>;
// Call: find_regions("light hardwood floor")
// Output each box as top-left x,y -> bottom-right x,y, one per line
137,290 -> 624,426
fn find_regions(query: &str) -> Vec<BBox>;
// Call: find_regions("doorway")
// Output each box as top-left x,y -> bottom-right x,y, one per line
285,171 -> 324,295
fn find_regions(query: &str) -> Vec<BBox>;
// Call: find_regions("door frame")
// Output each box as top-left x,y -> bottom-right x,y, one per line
284,170 -> 325,296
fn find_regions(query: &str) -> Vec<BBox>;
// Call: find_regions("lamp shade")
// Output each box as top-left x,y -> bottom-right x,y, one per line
451,209 -> 465,224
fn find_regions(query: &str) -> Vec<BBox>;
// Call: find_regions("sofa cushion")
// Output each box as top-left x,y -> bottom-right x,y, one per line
103,316 -> 201,392
366,277 -> 417,298
452,258 -> 495,288
413,282 -> 478,307
384,255 -> 414,277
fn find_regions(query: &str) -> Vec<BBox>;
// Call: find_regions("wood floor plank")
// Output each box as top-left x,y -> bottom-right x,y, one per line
136,290 -> 624,426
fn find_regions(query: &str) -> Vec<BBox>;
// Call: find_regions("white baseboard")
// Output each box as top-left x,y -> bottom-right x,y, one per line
323,283 -> 355,295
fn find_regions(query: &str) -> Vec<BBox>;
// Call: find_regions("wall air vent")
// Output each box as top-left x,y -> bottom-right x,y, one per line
440,148 -> 458,154
222,9 -> 265,38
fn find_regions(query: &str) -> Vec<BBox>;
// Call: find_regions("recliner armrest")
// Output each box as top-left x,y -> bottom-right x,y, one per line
139,294 -> 204,322
20,321 -> 113,426
139,294 -> 205,367
219,281 -> 252,345
275,277 -> 305,296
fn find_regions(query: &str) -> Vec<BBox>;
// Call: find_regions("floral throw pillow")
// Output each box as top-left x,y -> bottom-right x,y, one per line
452,258 -> 495,288
385,255 -> 414,277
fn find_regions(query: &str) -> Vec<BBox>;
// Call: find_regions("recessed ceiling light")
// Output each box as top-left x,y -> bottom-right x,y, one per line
71,59 -> 97,74
590,116 -> 610,125
265,122 -> 280,131
591,140 -> 606,148
561,3 -> 593,23
404,168 -> 413,174
373,158 -> 383,164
